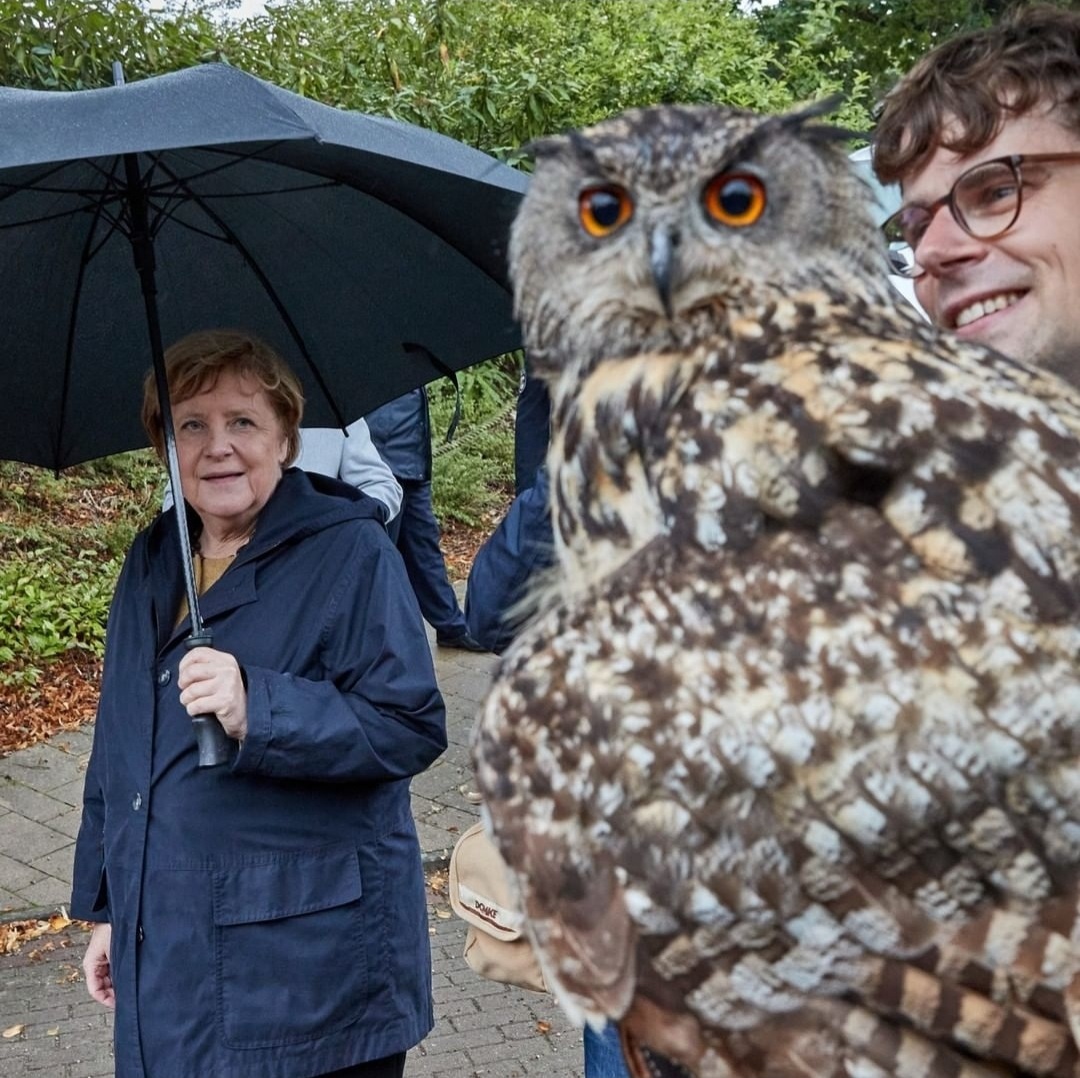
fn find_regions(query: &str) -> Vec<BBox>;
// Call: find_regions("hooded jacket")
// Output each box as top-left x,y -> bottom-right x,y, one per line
71,469 -> 447,1078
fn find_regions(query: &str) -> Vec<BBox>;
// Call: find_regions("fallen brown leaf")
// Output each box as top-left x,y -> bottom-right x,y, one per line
1,914 -> 91,955
2,1024 -> 25,1039
536,1020 -> 552,1035
26,941 -> 56,961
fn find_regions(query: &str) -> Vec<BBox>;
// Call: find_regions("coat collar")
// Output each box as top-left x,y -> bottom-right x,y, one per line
144,469 -> 385,652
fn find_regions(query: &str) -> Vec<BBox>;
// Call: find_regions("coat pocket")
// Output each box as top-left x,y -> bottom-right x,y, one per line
212,844 -> 368,1048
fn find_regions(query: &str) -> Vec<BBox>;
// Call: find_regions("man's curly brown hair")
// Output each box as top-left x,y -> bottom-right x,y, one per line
873,4 -> 1080,187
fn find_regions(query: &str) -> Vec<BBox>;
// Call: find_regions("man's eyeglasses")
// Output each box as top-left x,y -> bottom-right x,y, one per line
882,152 -> 1080,279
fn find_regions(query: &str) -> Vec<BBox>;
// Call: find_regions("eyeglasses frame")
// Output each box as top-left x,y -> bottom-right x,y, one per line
882,151 -> 1080,279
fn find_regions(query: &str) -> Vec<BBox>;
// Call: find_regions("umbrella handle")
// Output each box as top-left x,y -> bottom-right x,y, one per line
184,631 -> 235,769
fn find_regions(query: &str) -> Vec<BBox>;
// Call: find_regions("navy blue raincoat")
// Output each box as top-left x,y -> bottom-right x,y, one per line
71,469 -> 447,1078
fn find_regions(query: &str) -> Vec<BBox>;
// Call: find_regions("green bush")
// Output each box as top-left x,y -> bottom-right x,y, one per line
0,453 -> 160,685
0,544 -> 119,686
429,357 -> 518,526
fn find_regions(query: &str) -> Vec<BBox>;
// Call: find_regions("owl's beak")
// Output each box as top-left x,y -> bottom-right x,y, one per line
648,226 -> 676,319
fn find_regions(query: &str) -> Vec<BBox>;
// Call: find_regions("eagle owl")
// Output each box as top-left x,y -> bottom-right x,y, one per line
472,100 -> 1080,1078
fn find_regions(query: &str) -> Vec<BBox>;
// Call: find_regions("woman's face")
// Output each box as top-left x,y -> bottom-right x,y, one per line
173,370 -> 289,539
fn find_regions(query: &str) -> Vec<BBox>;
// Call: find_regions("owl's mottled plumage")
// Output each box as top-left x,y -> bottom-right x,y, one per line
473,102 -> 1080,1078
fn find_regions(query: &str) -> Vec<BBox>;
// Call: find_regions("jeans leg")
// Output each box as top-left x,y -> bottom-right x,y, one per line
395,479 -> 467,637
583,1023 -> 630,1078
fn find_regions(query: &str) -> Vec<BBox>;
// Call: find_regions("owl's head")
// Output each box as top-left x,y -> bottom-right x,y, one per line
510,101 -> 893,379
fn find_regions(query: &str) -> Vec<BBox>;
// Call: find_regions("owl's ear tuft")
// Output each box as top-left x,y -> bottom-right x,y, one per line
524,134 -> 573,164
781,95 -> 865,146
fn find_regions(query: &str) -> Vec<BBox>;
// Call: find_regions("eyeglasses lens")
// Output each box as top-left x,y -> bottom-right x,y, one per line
953,160 -> 1020,237
881,159 -> 1022,279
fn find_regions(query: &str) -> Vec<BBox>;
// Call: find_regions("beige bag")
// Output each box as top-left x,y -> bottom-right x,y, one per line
448,821 -> 548,993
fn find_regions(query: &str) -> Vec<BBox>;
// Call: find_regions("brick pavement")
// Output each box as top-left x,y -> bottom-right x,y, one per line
0,628 -> 586,1078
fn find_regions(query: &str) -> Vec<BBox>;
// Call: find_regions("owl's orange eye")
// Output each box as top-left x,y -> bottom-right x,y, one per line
578,185 -> 633,238
703,173 -> 767,228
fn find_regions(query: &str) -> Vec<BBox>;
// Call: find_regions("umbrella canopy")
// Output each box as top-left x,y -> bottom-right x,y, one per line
0,62 -> 528,470
0,62 -> 528,766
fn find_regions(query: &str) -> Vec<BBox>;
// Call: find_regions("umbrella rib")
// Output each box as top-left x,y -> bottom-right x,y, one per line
153,179 -> 339,200
0,159 -> 78,204
56,165 -> 122,470
197,145 -> 518,294
0,203 -> 109,230
152,157 -> 346,428
144,141 -> 295,192
0,157 -> 132,233
142,143 -> 336,204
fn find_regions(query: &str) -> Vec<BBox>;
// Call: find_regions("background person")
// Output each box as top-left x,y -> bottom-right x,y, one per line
366,386 -> 486,651
873,3 -> 1080,384
73,329 -> 446,1078
296,417 -> 403,525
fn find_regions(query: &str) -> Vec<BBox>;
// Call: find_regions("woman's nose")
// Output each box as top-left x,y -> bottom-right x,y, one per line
203,425 -> 233,457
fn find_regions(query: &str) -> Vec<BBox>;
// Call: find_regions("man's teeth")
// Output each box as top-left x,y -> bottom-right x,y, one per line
955,292 -> 1021,327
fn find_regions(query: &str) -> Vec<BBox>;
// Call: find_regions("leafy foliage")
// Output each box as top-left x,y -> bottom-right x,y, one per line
0,454 -> 161,685
0,0 -> 1000,692
429,366 -> 517,527
745,0 -> 1076,108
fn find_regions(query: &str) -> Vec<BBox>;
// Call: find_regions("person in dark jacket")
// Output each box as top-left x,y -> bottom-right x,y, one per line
72,330 -> 447,1078
512,366 -> 550,497
365,387 -> 485,651
465,466 -> 554,653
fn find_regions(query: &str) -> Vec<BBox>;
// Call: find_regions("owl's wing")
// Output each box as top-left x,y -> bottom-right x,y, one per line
474,510 -> 1080,1077
714,297 -> 1080,615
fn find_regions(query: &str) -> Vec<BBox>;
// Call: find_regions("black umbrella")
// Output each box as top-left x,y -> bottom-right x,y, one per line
0,62 -> 527,764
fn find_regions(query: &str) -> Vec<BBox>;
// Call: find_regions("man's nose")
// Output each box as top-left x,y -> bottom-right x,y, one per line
914,205 -> 986,277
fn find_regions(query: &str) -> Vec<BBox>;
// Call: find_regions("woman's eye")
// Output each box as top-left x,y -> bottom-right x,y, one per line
578,185 -> 633,238
178,419 -> 203,432
703,172 -> 767,228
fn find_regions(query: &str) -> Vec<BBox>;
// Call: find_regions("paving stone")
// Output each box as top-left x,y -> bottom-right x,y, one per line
0,779 -> 72,823
46,779 -> 88,809
0,852 -> 46,894
28,844 -> 76,883
0,885 -> 29,915
0,815 -> 71,865
42,807 -> 83,841
3,744 -> 85,793
15,873 -> 73,910
0,643 -> 594,1077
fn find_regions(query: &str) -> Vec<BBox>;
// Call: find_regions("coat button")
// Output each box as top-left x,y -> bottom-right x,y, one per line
132,792 -> 142,811
157,668 -> 171,686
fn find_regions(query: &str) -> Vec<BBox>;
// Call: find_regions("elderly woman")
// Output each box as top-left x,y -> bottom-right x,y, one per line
71,329 -> 447,1078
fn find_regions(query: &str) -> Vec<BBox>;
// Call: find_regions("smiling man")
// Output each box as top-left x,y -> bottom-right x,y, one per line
873,4 -> 1080,385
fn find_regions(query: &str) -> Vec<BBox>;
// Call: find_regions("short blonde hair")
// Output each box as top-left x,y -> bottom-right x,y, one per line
141,330 -> 304,465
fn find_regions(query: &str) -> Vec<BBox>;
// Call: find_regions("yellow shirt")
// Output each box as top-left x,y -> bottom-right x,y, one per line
174,553 -> 233,628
